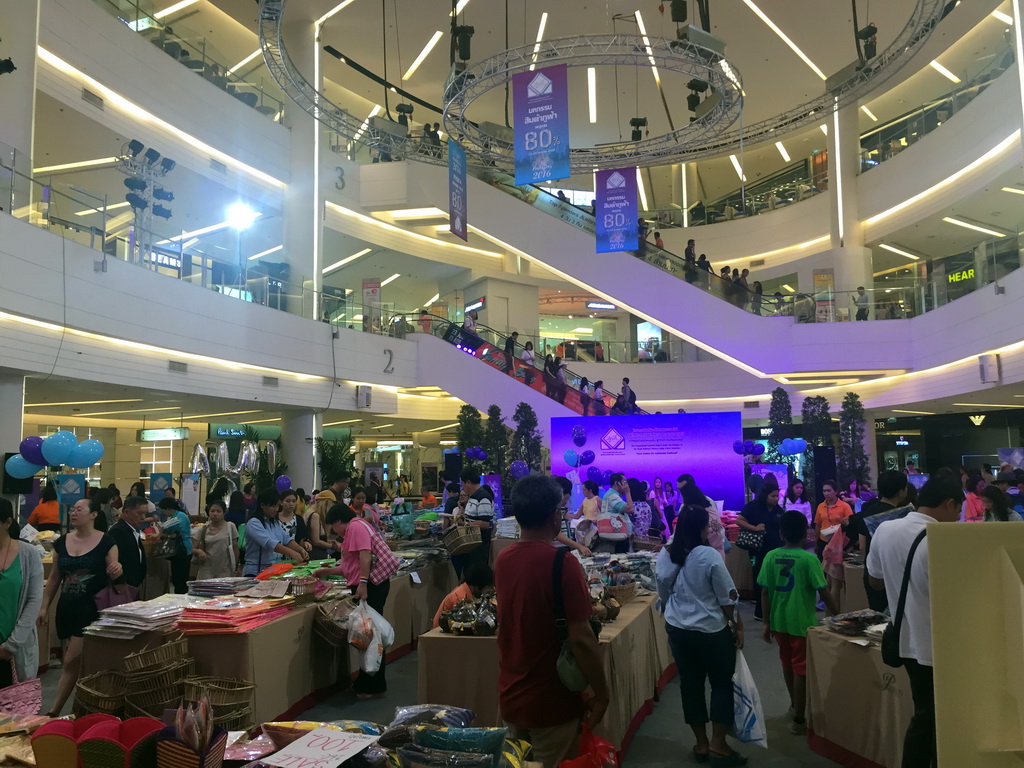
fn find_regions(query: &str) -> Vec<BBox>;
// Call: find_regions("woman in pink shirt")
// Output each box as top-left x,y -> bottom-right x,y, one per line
961,475 -> 986,522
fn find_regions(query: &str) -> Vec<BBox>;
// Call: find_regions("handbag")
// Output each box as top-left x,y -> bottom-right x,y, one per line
552,549 -> 600,692
735,528 -> 764,552
881,529 -> 927,668
94,581 -> 139,611
0,661 -> 41,716
150,531 -> 181,560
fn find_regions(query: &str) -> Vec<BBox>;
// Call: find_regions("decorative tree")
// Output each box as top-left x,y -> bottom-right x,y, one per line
800,395 -> 832,492
510,402 -> 543,471
455,405 -> 486,459
483,404 -> 509,471
241,425 -> 287,492
315,435 -> 355,489
765,387 -> 795,466
838,392 -> 871,488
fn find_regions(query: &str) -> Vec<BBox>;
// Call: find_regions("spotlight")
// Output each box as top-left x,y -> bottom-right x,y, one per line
629,116 -> 647,142
670,0 -> 687,23
686,79 -> 709,93
687,93 -> 701,112
395,103 -> 413,115
856,23 -> 877,40
226,201 -> 259,230
153,187 -> 174,202
631,128 -> 642,141
123,177 -> 147,192
454,25 -> 474,61
864,39 -> 876,58
152,204 -> 172,220
0,58 -> 15,76
126,140 -> 144,158
143,148 -> 161,165
160,158 -> 176,173
125,193 -> 148,210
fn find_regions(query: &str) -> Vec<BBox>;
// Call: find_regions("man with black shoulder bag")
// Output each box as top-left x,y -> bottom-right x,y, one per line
867,476 -> 961,768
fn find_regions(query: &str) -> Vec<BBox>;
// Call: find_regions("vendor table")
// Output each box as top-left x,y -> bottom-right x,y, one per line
838,563 -> 870,613
417,594 -> 673,758
806,627 -> 913,768
724,545 -> 755,598
490,537 -> 517,566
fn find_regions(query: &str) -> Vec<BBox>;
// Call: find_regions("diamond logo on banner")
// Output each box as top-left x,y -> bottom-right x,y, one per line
601,428 -> 625,451
528,72 -> 553,97
60,477 -> 82,496
605,171 -> 626,190
151,476 -> 170,492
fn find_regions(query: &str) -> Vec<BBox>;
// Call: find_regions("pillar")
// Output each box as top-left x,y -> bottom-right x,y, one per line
826,101 -> 873,296
0,372 -> 25,505
0,0 -> 40,212
281,411 -> 321,493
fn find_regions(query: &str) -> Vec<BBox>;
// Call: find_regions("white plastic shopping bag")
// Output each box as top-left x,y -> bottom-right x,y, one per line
350,601 -> 395,674
732,650 -> 768,748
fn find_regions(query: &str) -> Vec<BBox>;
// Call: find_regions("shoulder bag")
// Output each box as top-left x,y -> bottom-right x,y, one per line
553,549 -> 601,692
150,530 -> 181,559
735,528 -> 764,552
0,661 -> 41,716
881,529 -> 927,668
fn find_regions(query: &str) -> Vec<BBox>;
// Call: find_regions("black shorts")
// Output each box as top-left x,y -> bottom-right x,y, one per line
56,596 -> 99,640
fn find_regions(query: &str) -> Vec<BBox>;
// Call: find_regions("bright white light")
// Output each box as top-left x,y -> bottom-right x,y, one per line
860,105 -> 878,121
942,217 -> 1005,237
634,11 -> 663,86
781,284 -> 795,293
451,0 -> 471,15
403,31 -> 444,80
352,105 -> 382,141
993,10 -> 1014,24
75,201 -> 131,217
587,67 -> 597,123
316,0 -> 359,27
571,327 -> 593,334
153,0 -> 198,19
228,50 -> 262,75
425,293 -> 440,305
820,124 -> 828,135
322,248 -> 373,275
636,168 -> 649,210
774,141 -> 790,162
529,12 -> 549,70
929,60 -> 961,83
226,202 -> 259,231
380,273 -> 401,287
1001,186 -> 1024,195
33,157 -> 118,173
248,244 -> 283,261
878,243 -> 921,261
389,207 -> 447,219
729,154 -> 746,182
741,0 -> 825,79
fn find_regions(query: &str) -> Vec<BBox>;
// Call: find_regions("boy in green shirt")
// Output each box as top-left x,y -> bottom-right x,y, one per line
758,510 -> 839,735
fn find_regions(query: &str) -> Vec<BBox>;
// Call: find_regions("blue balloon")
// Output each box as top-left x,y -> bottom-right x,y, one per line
780,438 -> 793,455
19,436 -> 46,467
743,440 -> 755,455
510,460 -> 530,480
796,438 -> 808,453
66,439 -> 105,469
580,450 -> 595,466
4,455 -> 42,479
563,449 -> 579,467
732,440 -> 744,455
754,443 -> 766,456
602,469 -> 613,486
571,426 -> 587,448
41,430 -> 77,466
586,466 -> 603,484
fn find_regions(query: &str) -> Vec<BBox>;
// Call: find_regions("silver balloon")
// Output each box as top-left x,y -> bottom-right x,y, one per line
216,442 -> 232,474
266,442 -> 277,473
239,441 -> 260,475
189,443 -> 210,478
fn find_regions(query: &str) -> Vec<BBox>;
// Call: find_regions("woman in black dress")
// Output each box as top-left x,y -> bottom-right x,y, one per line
39,498 -> 121,717
737,485 -> 784,621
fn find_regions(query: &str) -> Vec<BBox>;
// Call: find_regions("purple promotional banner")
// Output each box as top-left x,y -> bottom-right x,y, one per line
512,64 -> 571,185
550,413 -> 745,511
448,138 -> 468,241
595,168 -> 638,253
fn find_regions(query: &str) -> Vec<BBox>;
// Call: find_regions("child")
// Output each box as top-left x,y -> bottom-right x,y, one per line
432,564 -> 494,628
758,510 -> 839,735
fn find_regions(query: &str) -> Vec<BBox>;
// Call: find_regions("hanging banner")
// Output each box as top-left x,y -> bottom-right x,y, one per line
362,279 -> 382,333
448,138 -> 468,241
512,63 -> 571,185
149,472 -> 174,501
56,474 -> 86,506
594,168 -> 638,253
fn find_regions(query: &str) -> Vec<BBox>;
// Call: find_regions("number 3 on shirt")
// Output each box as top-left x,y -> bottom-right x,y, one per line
775,557 -> 796,592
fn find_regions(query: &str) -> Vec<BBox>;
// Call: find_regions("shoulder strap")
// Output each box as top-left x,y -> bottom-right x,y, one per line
552,548 -> 569,642
893,529 -> 927,635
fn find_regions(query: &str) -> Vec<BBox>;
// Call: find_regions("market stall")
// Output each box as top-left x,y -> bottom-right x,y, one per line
806,626 -> 913,767
839,563 -> 870,613
724,545 -> 755,598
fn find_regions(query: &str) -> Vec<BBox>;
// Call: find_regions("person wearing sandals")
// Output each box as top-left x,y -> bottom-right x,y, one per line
656,504 -> 747,766
0,500 -> 43,696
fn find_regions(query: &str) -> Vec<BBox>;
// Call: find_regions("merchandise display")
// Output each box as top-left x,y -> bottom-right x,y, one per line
436,594 -> 497,636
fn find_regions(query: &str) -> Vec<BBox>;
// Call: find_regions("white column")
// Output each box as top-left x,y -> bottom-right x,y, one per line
0,0 -> 40,210
0,372 -> 26,505
280,411 -> 321,492
826,100 -> 873,298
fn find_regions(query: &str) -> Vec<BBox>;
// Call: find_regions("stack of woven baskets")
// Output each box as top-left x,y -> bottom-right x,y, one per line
182,676 -> 256,731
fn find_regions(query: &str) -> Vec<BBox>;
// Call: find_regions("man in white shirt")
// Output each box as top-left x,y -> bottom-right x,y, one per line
867,475 -> 961,768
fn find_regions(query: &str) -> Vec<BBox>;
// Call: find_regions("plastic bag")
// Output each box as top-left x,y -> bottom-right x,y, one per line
348,601 -> 376,651
822,528 -> 847,582
732,651 -> 768,748
351,602 -> 395,675
559,724 -> 616,768
378,705 -> 476,749
411,726 -> 507,755
397,745 -> 492,768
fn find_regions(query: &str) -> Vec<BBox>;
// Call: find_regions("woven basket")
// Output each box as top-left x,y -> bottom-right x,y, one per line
288,576 -> 318,595
74,671 -> 127,717
608,582 -> 637,605
125,658 -> 193,698
313,603 -> 350,647
183,677 -> 255,709
631,534 -> 663,552
440,524 -> 482,557
213,706 -> 253,731
125,694 -> 182,719
124,634 -> 189,673
413,520 -> 431,537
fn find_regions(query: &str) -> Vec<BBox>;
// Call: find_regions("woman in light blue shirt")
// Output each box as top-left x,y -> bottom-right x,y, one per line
242,489 -> 308,577
656,504 -> 746,766
157,497 -> 193,594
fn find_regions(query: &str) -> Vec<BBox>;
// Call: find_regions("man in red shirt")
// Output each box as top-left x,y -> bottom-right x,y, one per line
495,476 -> 609,768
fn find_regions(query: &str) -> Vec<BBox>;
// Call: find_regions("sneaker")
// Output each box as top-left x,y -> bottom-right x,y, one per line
790,719 -> 808,735
816,601 -> 825,611
753,615 -> 764,622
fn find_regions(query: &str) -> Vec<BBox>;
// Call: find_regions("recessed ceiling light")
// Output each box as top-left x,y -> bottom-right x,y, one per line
323,418 -> 363,426
929,60 -> 961,83
322,248 -> 372,275
951,403 -> 1018,408
153,0 -> 199,19
892,409 -> 935,415
781,284 -> 795,293
860,105 -> 878,122
774,141 -> 790,162
403,31 -> 444,80
33,157 -> 118,174
992,10 -> 1014,25
316,0 -> 359,26
248,245 -> 283,261
942,217 -> 1005,237
371,423 -> 395,429
729,155 -> 746,182
380,272 -> 401,287
1000,186 -> 1024,195
389,207 -> 448,219
878,243 -> 921,261
422,422 -> 460,433
741,0 -> 825,79
587,67 -> 597,123
228,50 -> 262,75
78,406 -> 182,417
529,12 -> 549,71
24,399 -> 144,407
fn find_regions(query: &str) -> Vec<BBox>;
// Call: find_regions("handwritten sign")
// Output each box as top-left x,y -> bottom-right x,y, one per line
261,728 -> 379,768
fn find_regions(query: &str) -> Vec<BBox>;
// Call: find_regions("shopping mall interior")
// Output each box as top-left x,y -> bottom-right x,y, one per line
0,0 -> 1022,765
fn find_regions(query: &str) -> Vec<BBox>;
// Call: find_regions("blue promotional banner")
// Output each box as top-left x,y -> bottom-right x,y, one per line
512,64 -> 570,185
448,138 -> 468,241
595,167 -> 638,253
56,474 -> 86,506
149,472 -> 174,501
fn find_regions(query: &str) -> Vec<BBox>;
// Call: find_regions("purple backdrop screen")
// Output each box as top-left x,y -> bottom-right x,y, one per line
551,412 -> 745,511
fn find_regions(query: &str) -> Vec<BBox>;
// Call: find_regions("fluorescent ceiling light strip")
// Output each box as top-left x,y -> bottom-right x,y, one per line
248,244 -> 283,261
529,12 -> 549,70
389,207 -> 447,219
403,31 -> 444,80
993,10 -> 1014,24
860,105 -> 878,122
729,154 -> 746,182
820,124 -> 828,135
372,424 -> 395,429
892,409 -> 935,415
866,131 -> 1019,224
75,201 -> 131,217
1001,186 -> 1024,195
79,406 -> 181,417
422,422 -> 460,433
0,309 -> 326,381
587,68 -> 597,123
228,50 -> 262,75
942,217 -> 1005,237
153,0 -> 198,19
451,0 -> 471,15
323,419 -> 362,426
322,247 -> 372,275
929,60 -> 961,83
425,293 -> 440,305
379,272 -> 401,287
352,105 -> 382,141
634,11 -> 662,86
951,403 -> 1019,408
636,168 -> 649,210
774,142 -> 790,162
33,157 -> 118,174
781,284 -> 795,292
158,410 -> 262,421
25,399 -> 143,407
37,48 -> 285,189
741,0 -> 825,79
316,0 -> 359,27
156,214 -> 263,244
244,417 -> 281,423
878,243 -> 921,260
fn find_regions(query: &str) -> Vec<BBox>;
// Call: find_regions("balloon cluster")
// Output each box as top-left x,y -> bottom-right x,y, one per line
586,466 -> 613,487
779,438 -> 808,456
563,448 -> 596,468
4,432 -> 105,479
190,440 -> 261,478
465,446 -> 489,462
732,440 -> 766,457
509,460 -> 530,480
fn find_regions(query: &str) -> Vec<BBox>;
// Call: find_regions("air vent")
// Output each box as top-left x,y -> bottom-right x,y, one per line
749,259 -> 766,267
168,361 -> 188,373
743,401 -> 760,409
262,376 -> 279,387
209,159 -> 227,174
81,88 -> 104,109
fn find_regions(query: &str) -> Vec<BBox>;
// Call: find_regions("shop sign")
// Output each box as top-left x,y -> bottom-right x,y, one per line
465,297 -> 486,313
215,427 -> 246,438
948,268 -> 975,284
138,427 -> 190,441
760,427 -> 773,437
895,437 -> 909,446
969,415 -> 987,426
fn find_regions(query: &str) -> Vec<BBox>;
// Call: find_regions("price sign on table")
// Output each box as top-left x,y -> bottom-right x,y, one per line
261,728 -> 379,768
